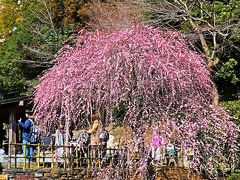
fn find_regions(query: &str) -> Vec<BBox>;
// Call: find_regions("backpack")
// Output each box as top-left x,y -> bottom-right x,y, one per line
166,144 -> 175,153
99,129 -> 109,143
78,131 -> 90,146
42,134 -> 52,151
29,120 -> 39,143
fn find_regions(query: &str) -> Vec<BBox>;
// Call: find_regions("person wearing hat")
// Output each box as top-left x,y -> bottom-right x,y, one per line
18,110 -> 34,160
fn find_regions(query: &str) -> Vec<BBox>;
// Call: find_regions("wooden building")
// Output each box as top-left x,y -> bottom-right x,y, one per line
0,96 -> 31,154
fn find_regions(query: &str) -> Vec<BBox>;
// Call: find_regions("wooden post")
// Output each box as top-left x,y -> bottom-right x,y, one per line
37,143 -> 41,168
23,143 -> 26,170
8,108 -> 16,164
65,116 -> 70,168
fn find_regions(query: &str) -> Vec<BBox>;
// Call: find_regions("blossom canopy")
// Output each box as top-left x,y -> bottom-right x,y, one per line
34,24 -> 238,178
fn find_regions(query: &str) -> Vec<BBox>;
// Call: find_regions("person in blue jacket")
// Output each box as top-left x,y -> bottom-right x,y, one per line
18,110 -> 33,159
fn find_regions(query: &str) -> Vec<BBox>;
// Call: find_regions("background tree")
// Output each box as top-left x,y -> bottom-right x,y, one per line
0,0 -> 23,41
34,24 -> 238,178
86,0 -> 143,31
142,0 -> 240,104
0,37 -> 26,98
0,0 -> 91,99
48,0 -> 91,28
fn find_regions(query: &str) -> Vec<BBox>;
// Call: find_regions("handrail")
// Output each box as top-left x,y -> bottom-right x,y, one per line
3,142 -> 191,174
4,142 -> 132,171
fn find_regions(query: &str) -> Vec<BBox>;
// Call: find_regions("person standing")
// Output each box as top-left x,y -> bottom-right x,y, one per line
55,123 -> 65,160
87,113 -> 102,163
87,113 -> 102,145
18,110 -> 33,160
151,128 -> 161,165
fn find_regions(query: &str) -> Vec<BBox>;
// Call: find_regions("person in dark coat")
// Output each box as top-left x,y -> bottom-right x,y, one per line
18,110 -> 33,159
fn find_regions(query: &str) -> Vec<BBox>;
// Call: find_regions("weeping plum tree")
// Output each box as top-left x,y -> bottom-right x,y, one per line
34,24 -> 238,178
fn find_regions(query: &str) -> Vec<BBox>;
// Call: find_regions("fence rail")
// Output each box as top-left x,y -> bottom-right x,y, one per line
1,142 -> 208,179
5,142 -> 131,171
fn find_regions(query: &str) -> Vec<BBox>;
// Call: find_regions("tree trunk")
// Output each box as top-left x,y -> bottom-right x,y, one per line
188,18 -> 219,105
212,84 -> 219,106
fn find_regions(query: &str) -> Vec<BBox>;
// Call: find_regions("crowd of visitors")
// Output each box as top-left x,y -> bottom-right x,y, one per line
17,110 -> 192,169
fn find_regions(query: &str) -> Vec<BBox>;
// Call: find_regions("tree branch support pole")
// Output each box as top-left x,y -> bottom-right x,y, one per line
65,117 -> 70,168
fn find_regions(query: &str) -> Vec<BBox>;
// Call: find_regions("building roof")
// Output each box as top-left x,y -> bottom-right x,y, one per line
0,96 -> 30,106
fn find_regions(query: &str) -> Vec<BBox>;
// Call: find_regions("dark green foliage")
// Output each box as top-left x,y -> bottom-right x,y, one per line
214,58 -> 240,100
0,0 -> 78,99
19,1 -> 77,56
0,30 -> 27,98
227,173 -> 240,180
220,100 -> 240,126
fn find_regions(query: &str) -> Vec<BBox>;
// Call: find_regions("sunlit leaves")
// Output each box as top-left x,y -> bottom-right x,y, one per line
0,1 -> 23,40
48,0 -> 91,28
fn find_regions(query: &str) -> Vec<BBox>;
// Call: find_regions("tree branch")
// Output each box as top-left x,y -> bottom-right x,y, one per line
22,44 -> 53,60
21,59 -> 54,68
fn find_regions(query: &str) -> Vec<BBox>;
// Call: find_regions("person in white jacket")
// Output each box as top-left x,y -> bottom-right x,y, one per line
55,123 -> 65,160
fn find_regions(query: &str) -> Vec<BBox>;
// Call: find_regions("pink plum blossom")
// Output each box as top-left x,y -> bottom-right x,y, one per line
34,24 -> 239,178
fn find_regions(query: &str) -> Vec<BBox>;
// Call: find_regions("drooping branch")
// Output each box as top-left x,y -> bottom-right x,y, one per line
34,24 -> 239,178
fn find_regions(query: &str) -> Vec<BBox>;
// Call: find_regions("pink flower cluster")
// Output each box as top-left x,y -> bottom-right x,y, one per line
34,24 -> 238,178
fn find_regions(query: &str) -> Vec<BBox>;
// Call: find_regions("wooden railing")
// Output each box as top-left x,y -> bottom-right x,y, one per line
5,142 -> 131,171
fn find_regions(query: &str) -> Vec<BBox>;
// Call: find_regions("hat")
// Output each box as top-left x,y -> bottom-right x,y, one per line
25,110 -> 33,115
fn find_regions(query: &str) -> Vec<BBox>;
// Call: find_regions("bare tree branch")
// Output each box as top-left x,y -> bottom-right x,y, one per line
141,0 -> 239,69
87,0 -> 143,31
22,44 -> 53,60
140,0 -> 240,105
40,0 -> 57,37
22,59 -> 54,68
